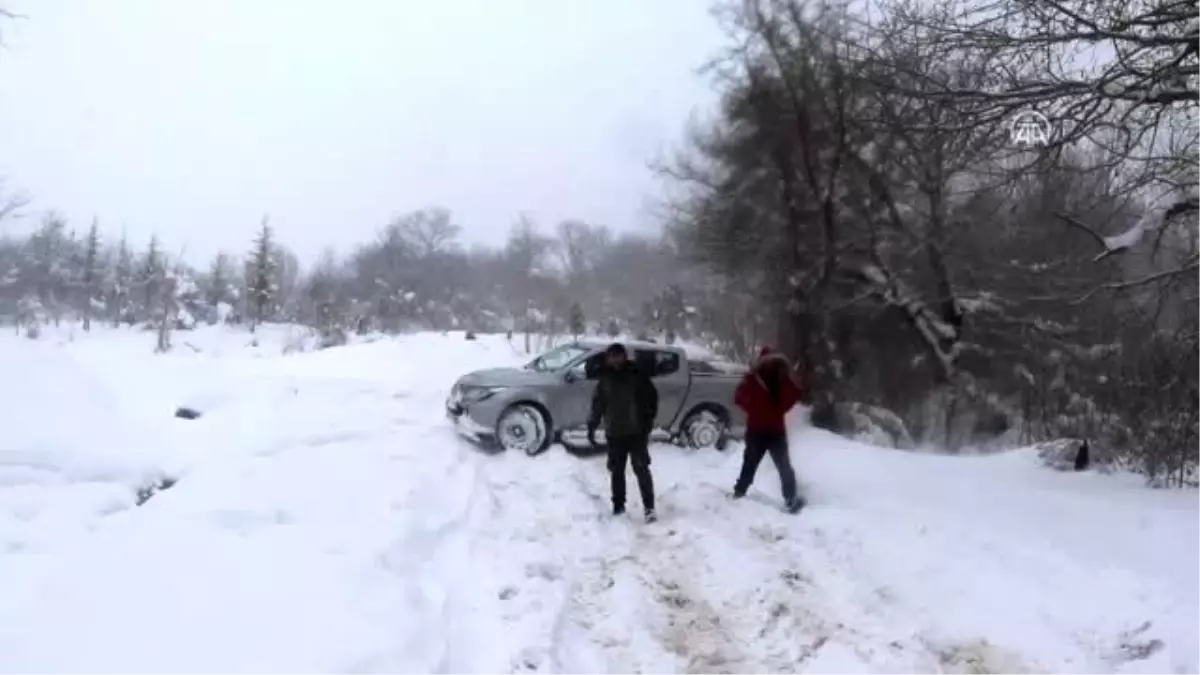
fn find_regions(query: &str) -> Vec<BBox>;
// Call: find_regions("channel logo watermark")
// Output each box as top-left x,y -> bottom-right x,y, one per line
1009,110 -> 1053,147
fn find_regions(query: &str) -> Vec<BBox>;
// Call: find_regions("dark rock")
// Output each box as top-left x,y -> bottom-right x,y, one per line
1036,438 -> 1093,471
174,406 -> 202,420
465,331 -> 477,341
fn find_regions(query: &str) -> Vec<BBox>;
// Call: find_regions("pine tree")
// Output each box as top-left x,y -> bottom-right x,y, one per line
139,235 -> 164,322
247,217 -> 276,332
568,301 -> 586,339
28,214 -> 68,324
112,234 -> 134,326
206,252 -> 236,319
64,227 -> 84,324
82,219 -> 101,331
636,300 -> 655,342
658,284 -> 686,345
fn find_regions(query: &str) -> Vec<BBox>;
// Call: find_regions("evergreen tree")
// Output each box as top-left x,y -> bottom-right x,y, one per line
112,234 -> 134,326
657,284 -> 687,345
206,252 -> 236,315
247,217 -> 276,332
568,301 -> 585,339
605,318 -> 620,338
636,300 -> 655,342
82,219 -> 101,331
64,227 -> 84,322
28,214 -> 69,323
139,235 -> 164,322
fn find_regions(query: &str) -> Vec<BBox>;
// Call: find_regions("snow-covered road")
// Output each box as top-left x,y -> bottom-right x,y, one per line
1,326 -> 1195,673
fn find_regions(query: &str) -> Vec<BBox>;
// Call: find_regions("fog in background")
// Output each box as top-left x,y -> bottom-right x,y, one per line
0,0 -> 723,262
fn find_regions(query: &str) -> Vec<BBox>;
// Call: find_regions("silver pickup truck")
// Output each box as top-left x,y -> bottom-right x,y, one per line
446,339 -> 747,456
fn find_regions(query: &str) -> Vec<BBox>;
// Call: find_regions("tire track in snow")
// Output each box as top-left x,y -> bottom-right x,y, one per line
684,480 -> 929,671
357,439 -> 490,673
686,480 -> 1045,673
466,450 -> 613,673
551,465 -> 751,674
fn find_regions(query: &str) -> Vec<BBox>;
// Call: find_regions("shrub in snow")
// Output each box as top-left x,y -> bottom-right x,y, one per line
174,406 -> 202,420
830,402 -> 915,450
24,323 -> 40,340
465,331 -> 477,341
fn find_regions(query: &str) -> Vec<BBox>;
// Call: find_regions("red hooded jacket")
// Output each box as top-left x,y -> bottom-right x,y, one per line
734,346 -> 803,434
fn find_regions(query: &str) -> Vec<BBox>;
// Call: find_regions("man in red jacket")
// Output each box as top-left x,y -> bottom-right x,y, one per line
732,346 -> 805,513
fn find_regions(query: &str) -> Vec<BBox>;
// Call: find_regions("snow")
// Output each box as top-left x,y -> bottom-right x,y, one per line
1102,218 -> 1146,254
0,325 -> 1196,673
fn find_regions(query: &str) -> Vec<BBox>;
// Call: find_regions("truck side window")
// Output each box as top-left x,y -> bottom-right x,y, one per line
651,351 -> 681,378
581,353 -> 606,379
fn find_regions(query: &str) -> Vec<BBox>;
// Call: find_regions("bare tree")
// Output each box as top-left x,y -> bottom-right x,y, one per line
388,207 -> 461,258
876,0 -> 1198,269
0,180 -> 29,228
503,215 -> 556,352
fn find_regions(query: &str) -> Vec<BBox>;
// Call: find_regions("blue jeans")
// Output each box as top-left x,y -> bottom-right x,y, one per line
734,430 -> 798,503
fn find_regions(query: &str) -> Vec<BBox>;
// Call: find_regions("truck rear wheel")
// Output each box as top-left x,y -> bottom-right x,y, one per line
681,407 -> 728,451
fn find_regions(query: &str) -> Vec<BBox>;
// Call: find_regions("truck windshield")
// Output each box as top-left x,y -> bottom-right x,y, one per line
526,344 -> 590,372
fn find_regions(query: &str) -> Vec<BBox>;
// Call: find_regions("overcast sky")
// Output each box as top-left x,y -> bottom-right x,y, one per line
0,0 -> 725,264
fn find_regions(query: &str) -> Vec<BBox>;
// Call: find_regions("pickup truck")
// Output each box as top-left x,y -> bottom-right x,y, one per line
446,339 -> 747,456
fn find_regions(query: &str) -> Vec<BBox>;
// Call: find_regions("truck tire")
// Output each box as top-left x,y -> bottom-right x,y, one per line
495,403 -> 552,456
681,407 -> 729,451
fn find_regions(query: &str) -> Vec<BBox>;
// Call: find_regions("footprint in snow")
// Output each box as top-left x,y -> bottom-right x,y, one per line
524,561 -> 564,581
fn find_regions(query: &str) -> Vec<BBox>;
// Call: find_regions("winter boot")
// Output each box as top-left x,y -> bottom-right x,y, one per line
785,497 -> 805,514
644,509 -> 657,524
613,504 -> 625,516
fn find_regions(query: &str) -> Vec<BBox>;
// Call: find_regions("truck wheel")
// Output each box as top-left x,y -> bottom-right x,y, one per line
682,408 -> 728,451
496,403 -> 551,456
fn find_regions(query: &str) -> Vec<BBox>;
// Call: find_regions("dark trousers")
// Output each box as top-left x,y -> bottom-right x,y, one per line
607,434 -> 655,511
734,430 -> 798,503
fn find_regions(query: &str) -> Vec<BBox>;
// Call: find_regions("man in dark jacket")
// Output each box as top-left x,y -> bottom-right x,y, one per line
587,343 -> 659,523
732,346 -> 805,513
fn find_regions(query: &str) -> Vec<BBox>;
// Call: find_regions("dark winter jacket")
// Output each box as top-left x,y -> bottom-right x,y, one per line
588,361 -> 658,440
734,347 -> 803,434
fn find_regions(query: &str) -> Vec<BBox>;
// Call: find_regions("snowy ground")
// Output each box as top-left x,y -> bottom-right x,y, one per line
0,325 -> 1196,674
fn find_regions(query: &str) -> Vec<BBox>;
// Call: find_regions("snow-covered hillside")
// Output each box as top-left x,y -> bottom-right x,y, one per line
0,326 -> 1195,673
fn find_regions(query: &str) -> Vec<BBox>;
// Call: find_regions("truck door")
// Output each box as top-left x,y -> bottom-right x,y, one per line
634,348 -> 686,430
558,351 -> 605,434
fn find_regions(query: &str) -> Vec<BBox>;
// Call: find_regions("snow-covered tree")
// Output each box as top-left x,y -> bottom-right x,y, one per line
204,251 -> 238,323
138,235 -> 165,323
26,213 -> 71,325
569,301 -> 585,339
110,234 -> 134,326
81,219 -> 102,331
247,217 -> 277,332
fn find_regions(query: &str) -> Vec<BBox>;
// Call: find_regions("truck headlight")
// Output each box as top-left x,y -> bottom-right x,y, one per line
461,386 -> 506,403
